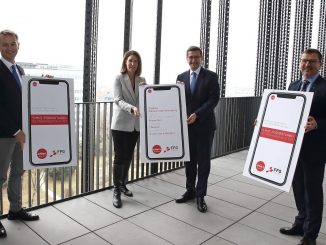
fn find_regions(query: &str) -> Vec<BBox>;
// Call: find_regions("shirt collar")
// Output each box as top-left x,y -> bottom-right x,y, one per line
1,57 -> 15,70
189,66 -> 201,77
304,73 -> 319,84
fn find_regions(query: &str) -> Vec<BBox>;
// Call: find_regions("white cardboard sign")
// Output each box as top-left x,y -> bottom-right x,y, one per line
243,89 -> 313,192
139,84 -> 190,163
22,76 -> 77,169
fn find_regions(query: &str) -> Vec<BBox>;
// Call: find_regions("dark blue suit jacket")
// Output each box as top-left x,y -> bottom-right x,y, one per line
0,60 -> 24,137
288,75 -> 326,162
177,67 -> 220,131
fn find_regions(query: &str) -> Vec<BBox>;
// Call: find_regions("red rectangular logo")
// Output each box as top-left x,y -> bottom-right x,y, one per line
31,114 -> 69,125
259,126 -> 296,144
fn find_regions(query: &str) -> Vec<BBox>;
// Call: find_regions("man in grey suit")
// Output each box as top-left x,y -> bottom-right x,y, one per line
0,30 -> 39,238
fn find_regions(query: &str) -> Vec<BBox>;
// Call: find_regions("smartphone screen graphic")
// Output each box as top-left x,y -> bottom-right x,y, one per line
249,93 -> 306,185
28,79 -> 72,165
144,85 -> 184,160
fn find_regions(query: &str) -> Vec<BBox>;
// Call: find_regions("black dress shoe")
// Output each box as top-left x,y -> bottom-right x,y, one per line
8,209 -> 39,221
175,191 -> 196,203
0,221 -> 6,238
197,197 -> 207,213
120,185 -> 133,197
113,189 -> 122,208
279,225 -> 304,236
297,237 -> 316,245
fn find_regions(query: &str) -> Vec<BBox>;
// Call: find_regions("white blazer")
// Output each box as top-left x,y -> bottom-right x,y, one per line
111,73 -> 146,132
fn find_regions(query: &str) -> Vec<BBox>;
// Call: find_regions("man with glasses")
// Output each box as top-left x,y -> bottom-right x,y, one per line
175,46 -> 220,213
280,48 -> 326,245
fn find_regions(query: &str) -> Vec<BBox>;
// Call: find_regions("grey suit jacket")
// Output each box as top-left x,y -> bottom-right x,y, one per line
111,73 -> 146,132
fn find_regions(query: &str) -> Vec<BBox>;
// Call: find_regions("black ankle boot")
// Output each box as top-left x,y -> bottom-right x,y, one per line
113,188 -> 122,208
120,185 -> 133,197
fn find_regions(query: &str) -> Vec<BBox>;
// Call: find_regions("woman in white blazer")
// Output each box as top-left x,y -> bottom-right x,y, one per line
111,50 -> 146,208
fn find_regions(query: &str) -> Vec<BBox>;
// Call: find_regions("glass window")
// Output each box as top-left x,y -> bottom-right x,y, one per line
97,0 -> 125,101
0,0 -> 85,102
132,0 -> 156,84
160,0 -> 201,84
225,0 -> 260,97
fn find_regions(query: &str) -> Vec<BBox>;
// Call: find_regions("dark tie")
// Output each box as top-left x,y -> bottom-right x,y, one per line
299,80 -> 310,91
190,72 -> 197,95
12,65 -> 22,90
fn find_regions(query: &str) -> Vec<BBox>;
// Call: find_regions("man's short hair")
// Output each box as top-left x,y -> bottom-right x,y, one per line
0,29 -> 19,40
186,46 -> 202,56
302,48 -> 323,62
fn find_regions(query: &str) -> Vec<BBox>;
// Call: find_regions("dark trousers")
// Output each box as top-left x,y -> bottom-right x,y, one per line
186,126 -> 214,197
293,155 -> 325,240
111,130 -> 139,187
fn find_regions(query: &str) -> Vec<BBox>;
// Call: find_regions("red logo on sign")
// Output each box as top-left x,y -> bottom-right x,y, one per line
37,148 -> 47,159
152,145 -> 161,154
256,161 -> 265,172
271,95 -> 275,100
32,81 -> 38,87
148,89 -> 152,93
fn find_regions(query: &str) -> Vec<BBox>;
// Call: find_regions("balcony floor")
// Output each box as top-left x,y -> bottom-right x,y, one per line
1,150 -> 326,245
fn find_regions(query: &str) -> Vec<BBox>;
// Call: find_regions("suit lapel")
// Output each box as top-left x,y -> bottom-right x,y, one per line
185,70 -> 191,96
122,74 -> 136,103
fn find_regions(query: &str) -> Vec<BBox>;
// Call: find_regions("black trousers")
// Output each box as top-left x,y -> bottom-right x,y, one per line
293,154 -> 325,240
111,130 -> 139,187
186,126 -> 214,197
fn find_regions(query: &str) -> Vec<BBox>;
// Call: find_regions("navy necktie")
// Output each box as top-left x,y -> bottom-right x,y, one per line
12,65 -> 22,90
190,72 -> 197,95
300,80 -> 310,91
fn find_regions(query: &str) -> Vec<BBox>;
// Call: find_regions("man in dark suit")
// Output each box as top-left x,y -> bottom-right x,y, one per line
175,46 -> 220,213
279,49 -> 326,245
0,29 -> 39,238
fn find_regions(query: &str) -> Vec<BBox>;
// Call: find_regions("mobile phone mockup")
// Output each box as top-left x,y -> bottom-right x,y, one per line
28,79 -> 72,165
249,92 -> 306,185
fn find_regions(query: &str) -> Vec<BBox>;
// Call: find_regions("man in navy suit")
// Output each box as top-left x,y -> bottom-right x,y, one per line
175,46 -> 220,213
0,30 -> 39,238
279,49 -> 326,245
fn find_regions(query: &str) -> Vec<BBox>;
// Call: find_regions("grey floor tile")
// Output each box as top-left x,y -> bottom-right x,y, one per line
54,197 -> 122,230
0,219 -> 48,245
25,206 -> 89,245
231,174 -> 283,191
155,201 -> 234,234
210,166 -> 240,178
201,236 -> 236,245
154,172 -> 186,187
257,201 -> 297,223
128,209 -> 211,245
135,177 -> 186,199
207,185 -> 267,210
203,196 -> 252,221
84,189 -> 151,218
96,220 -> 171,245
208,173 -> 225,185
173,168 -> 186,176
271,192 -> 296,208
61,233 -> 110,245
127,183 -> 173,207
239,212 -> 299,243
216,179 -> 281,200
212,158 -> 245,172
219,223 -> 295,245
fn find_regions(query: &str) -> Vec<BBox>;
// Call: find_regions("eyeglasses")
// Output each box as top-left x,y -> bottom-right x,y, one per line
300,59 -> 320,64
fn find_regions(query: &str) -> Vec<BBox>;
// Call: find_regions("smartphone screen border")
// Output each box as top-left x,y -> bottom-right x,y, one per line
144,85 -> 185,160
248,92 -> 306,186
28,79 -> 72,166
